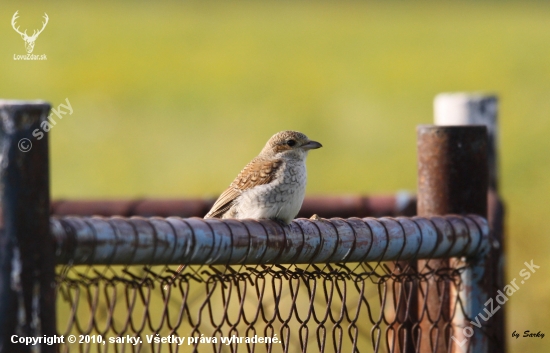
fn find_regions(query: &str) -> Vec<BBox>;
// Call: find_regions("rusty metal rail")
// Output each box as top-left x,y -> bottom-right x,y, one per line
52,214 -> 489,265
50,193 -> 417,218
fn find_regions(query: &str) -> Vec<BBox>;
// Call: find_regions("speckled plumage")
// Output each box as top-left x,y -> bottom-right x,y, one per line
204,130 -> 322,224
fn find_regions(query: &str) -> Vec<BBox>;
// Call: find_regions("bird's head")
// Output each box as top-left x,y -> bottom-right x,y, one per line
261,130 -> 322,160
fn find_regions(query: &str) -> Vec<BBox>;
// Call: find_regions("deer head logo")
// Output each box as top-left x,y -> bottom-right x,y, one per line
11,11 -> 49,54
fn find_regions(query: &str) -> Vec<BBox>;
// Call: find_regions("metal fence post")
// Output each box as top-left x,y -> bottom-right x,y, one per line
434,93 -> 498,190
0,101 -> 55,353
434,93 -> 505,353
417,125 -> 489,353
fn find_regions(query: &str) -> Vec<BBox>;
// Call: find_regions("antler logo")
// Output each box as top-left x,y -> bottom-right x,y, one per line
11,11 -> 49,54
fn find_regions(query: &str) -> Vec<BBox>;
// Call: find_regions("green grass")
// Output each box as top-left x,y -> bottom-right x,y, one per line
1,1 -> 550,352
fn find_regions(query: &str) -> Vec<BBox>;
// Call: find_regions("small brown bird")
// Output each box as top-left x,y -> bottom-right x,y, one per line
165,131 -> 321,289
205,130 -> 322,224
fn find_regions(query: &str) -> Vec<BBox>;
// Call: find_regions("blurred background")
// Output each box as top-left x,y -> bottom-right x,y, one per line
1,1 -> 549,352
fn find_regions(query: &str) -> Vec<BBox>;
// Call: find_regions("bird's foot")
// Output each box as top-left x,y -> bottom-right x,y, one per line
309,214 -> 321,221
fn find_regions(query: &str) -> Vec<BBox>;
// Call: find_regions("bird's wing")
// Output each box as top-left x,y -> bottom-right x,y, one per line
204,158 -> 283,219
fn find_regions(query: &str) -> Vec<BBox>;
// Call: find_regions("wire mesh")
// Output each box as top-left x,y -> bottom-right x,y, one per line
56,258 -> 472,353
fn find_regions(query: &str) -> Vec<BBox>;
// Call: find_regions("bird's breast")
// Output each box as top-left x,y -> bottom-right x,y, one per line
235,160 -> 307,223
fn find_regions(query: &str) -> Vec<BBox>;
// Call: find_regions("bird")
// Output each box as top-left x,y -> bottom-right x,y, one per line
165,131 -> 321,289
204,130 -> 322,224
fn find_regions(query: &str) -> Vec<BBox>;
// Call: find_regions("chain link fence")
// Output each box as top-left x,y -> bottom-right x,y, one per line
56,260 -> 470,353
53,212 -> 489,353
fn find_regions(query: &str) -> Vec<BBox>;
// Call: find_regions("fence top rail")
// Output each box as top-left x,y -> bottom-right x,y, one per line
50,193 -> 417,218
52,214 -> 489,266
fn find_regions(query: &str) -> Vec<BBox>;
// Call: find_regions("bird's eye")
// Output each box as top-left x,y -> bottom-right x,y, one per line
286,139 -> 296,147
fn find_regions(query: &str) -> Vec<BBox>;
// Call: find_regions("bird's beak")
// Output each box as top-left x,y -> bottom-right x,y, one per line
302,140 -> 322,150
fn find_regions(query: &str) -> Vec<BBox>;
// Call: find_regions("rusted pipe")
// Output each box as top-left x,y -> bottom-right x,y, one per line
417,125 -> 489,353
50,193 -> 417,219
0,101 -> 55,353
417,125 -> 488,217
51,215 -> 489,266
